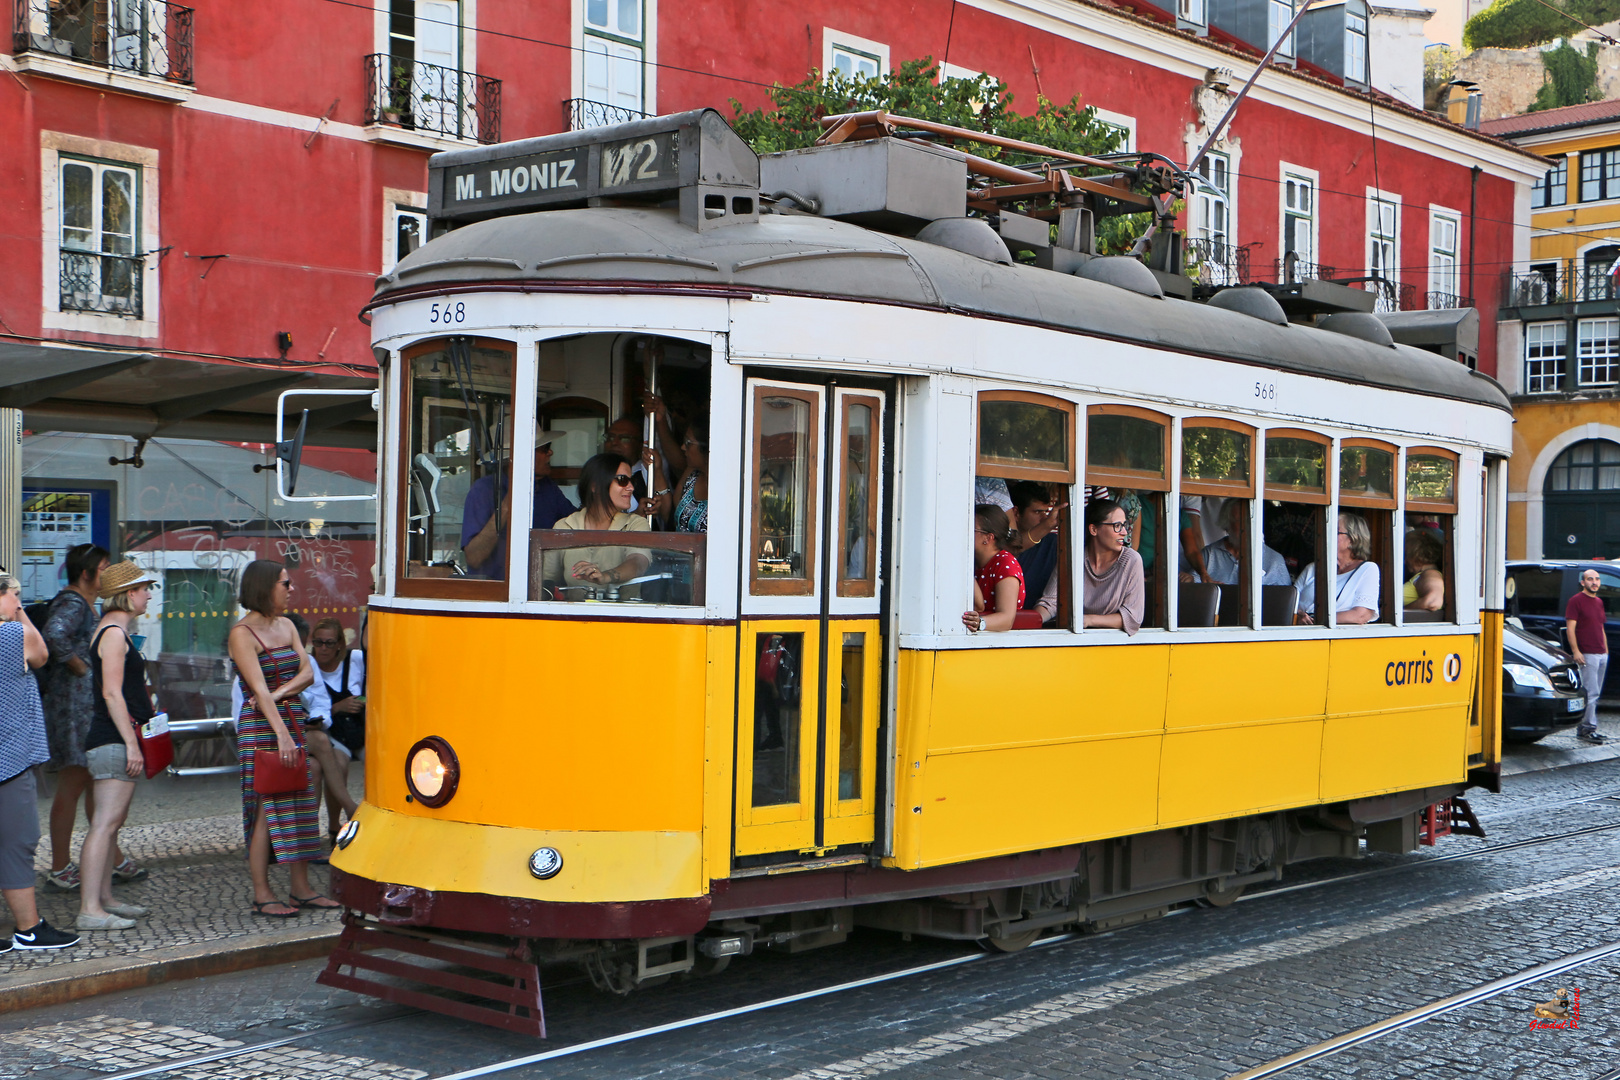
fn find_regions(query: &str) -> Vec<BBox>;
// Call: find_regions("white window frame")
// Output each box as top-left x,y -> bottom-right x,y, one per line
1091,107 -> 1137,153
1279,163 -> 1318,282
1428,206 -> 1461,308
1191,150 -> 1235,284
1345,5 -> 1368,84
383,187 -> 429,274
1180,0 -> 1208,28
1268,0 -> 1296,57
373,0 -> 479,77
1578,317 -> 1620,387
40,131 -> 159,339
1525,321 -> 1567,395
823,28 -> 889,81
1366,187 -> 1401,285
572,0 -> 657,116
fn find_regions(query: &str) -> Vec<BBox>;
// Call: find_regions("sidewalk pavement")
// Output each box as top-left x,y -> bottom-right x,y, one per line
5,708 -> 1620,1015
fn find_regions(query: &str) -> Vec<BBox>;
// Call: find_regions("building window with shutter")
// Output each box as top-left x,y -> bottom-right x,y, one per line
1366,190 -> 1400,311
1191,151 -> 1236,285
1281,169 -> 1315,282
1428,210 -> 1460,308
581,0 -> 648,128
59,156 -> 141,319
1526,322 -> 1567,394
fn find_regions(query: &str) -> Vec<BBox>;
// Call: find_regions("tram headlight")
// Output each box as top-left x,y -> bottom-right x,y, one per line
528,847 -> 563,880
405,736 -> 460,807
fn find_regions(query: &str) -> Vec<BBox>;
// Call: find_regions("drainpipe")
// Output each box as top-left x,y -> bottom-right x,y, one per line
1469,164 -> 1480,309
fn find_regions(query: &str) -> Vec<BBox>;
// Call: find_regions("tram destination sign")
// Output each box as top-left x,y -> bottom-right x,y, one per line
428,108 -> 760,227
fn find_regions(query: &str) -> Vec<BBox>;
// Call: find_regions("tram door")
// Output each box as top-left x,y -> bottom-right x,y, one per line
734,378 -> 887,859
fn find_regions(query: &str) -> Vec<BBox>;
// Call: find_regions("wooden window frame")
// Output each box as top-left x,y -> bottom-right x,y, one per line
1263,427 -> 1330,505
1339,437 -> 1398,510
836,392 -> 882,599
395,336 -> 516,602
750,384 -> 822,597
1086,403 -> 1170,492
977,390 -> 1076,485
1405,445 -> 1460,514
1180,417 -> 1256,499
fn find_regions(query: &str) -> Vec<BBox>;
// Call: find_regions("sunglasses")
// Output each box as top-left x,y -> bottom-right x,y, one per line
612,474 -> 634,487
312,638 -> 341,647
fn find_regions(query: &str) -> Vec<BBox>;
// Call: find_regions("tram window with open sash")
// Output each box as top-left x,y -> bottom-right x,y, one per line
1179,419 -> 1255,628
1086,405 -> 1169,630
398,338 -> 516,600
1404,447 -> 1459,624
974,391 -> 1076,631
1259,430 -> 1331,627
1329,439 -> 1395,626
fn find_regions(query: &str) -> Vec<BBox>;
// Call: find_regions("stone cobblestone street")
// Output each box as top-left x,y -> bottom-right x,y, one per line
3,742 -> 1620,1079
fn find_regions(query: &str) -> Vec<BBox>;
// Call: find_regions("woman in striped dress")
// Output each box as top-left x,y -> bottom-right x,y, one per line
228,560 -> 337,917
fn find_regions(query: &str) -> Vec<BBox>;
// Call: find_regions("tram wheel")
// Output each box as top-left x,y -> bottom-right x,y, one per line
984,928 -> 1041,953
1198,879 -> 1245,909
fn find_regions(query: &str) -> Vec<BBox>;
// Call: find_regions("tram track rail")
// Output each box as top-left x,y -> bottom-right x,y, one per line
68,808 -> 1620,1080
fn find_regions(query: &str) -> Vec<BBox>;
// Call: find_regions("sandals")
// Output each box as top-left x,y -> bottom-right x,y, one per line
290,892 -> 341,910
252,900 -> 299,919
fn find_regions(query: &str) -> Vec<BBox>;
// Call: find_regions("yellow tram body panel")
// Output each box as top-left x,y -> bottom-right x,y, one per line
888,635 -> 1480,870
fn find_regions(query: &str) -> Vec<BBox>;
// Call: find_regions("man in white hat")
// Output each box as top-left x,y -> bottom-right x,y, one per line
461,430 -> 576,578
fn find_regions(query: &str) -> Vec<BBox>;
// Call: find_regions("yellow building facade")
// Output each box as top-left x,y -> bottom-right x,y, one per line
1484,101 -> 1620,559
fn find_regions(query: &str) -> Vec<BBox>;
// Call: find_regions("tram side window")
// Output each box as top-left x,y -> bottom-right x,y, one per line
974,392 -> 1076,631
401,338 -> 515,593
1086,405 -> 1169,631
1265,431 -> 1337,626
1179,421 -> 1255,628
1404,449 -> 1459,623
530,333 -> 711,605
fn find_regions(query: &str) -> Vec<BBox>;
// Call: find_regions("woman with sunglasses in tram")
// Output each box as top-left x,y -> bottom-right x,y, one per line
545,453 -> 652,598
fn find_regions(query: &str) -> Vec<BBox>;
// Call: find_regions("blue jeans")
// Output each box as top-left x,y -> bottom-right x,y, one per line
1580,653 -> 1609,735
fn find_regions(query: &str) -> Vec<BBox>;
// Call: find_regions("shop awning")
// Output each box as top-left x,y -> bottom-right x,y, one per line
0,344 -> 378,450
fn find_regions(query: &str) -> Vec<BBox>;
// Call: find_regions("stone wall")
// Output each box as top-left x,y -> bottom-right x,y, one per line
1458,34 -> 1620,121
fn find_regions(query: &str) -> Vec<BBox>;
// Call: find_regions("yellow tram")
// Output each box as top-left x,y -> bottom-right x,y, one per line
321,111 -> 1511,1034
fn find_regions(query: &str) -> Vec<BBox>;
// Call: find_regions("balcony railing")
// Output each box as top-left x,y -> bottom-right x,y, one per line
1502,260 -> 1620,307
13,0 -> 193,84
1424,290 -> 1473,310
364,54 -> 500,144
1276,254 -> 1333,285
60,249 -> 143,318
1185,237 -> 1254,287
567,98 -> 648,131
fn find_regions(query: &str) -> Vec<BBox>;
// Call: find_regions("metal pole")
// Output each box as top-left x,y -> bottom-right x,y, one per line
0,409 -> 20,575
1187,0 -> 1322,178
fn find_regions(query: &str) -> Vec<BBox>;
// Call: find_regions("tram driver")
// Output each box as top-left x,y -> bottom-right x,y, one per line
461,431 -> 576,578
1294,512 -> 1380,625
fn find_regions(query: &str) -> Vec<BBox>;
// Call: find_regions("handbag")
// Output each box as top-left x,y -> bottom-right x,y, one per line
137,712 -> 174,780
252,746 -> 308,795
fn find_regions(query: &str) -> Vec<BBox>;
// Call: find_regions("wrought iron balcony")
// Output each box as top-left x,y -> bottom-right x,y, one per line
1424,290 -> 1473,311
60,249 -> 143,319
567,98 -> 648,131
1184,237 -> 1253,287
365,54 -> 500,144
1276,255 -> 1334,285
13,0 -> 193,84
1502,260 -> 1620,308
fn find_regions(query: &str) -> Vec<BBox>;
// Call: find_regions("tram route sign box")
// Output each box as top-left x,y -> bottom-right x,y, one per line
20,482 -> 115,603
427,108 -> 759,233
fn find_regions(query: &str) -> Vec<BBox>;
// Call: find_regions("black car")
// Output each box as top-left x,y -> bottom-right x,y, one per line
1502,621 -> 1586,743
1505,560 -> 1620,700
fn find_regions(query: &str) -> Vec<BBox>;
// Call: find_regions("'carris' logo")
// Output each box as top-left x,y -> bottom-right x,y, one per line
1385,651 -> 1464,686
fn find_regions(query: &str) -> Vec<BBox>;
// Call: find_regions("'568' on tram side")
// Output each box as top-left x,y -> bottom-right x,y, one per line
319,110 -> 1511,1035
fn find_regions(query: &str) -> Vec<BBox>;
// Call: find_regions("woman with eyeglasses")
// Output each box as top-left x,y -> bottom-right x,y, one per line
963,505 -> 1025,633
1083,498 -> 1145,634
228,560 -> 335,918
544,453 -> 652,597
1294,512 -> 1379,625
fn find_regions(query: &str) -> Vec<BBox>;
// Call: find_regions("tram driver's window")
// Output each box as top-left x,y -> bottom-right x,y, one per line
976,392 -> 1075,630
401,338 -> 515,593
1179,420 -> 1255,628
1086,405 -> 1169,630
1404,449 -> 1459,623
1263,431 -> 1332,626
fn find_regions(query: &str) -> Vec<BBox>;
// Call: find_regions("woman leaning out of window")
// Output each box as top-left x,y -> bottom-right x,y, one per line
1084,499 -> 1144,635
964,505 -> 1025,633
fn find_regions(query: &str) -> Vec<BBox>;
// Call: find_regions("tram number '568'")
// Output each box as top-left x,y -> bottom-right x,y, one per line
428,301 -> 467,325
1254,382 -> 1277,401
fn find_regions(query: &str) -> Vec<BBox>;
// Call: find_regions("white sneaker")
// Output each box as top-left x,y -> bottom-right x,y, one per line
76,912 -> 136,931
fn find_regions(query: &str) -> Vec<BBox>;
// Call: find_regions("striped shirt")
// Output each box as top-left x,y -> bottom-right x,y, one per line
0,623 -> 48,784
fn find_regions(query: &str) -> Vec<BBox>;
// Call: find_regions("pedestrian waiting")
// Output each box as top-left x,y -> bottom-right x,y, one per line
0,574 -> 79,952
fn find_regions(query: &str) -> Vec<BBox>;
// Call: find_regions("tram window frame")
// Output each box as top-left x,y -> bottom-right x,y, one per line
976,390 -> 1077,631
1087,404 -> 1170,631
1180,419 -> 1256,629
836,392 -> 883,599
396,336 -> 517,602
750,384 -> 822,598
1338,438 -> 1399,626
1404,446 -> 1460,624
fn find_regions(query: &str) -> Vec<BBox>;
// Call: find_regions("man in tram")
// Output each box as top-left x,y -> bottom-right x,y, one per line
1008,481 -> 1066,625
1190,500 -> 1291,587
460,431 -> 576,578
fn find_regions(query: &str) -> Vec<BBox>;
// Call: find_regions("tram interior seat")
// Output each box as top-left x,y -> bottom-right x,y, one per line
1216,584 -> 1240,628
1262,585 -> 1298,626
1177,583 -> 1221,628
1403,609 -> 1444,623
1012,610 -> 1043,630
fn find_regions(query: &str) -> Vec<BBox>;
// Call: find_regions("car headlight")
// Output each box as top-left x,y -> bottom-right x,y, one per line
405,736 -> 460,807
1505,663 -> 1554,693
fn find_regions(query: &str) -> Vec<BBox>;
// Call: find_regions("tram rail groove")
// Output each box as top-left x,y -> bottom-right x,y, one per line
1224,939 -> 1620,1079
90,1010 -> 414,1080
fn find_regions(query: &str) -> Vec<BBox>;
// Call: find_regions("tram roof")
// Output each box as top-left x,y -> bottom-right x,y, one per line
375,207 -> 1510,414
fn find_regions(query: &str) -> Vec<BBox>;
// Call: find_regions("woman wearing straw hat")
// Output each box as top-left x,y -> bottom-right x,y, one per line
228,560 -> 336,917
77,560 -> 158,931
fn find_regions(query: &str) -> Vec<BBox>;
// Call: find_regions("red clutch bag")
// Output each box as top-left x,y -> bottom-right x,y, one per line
138,713 -> 174,780
252,747 -> 308,795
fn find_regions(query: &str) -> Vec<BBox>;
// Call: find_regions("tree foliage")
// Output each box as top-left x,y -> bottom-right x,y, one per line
1531,40 -> 1601,110
1464,0 -> 1620,50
